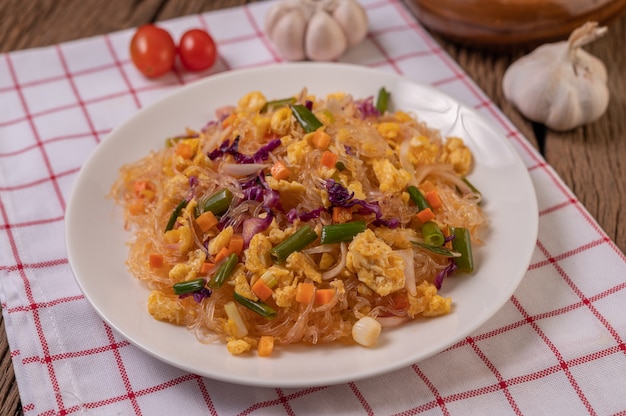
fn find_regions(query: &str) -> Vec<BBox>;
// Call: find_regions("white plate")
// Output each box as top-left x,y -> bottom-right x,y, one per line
65,62 -> 538,388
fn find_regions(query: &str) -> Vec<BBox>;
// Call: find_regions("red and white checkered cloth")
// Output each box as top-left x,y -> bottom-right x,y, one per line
2,0 -> 625,414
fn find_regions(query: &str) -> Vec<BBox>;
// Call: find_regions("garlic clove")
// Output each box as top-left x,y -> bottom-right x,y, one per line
332,0 -> 369,46
267,8 -> 308,61
305,10 -> 349,61
502,22 -> 609,131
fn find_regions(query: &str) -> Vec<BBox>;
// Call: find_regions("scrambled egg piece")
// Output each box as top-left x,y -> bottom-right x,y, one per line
440,137 -> 472,175
168,249 -> 206,282
245,233 -> 273,273
374,227 -> 417,249
164,223 -> 194,255
408,135 -> 439,166
237,91 -> 266,113
273,276 -> 299,307
286,252 -> 322,283
376,122 -> 401,140
407,281 -> 451,318
346,229 -> 405,296
227,338 -> 253,355
347,181 -> 367,200
233,265 -> 257,301
372,158 -> 412,193
266,176 -> 307,211
270,107 -> 292,136
147,290 -> 186,325
208,226 -> 234,256
286,138 -> 313,165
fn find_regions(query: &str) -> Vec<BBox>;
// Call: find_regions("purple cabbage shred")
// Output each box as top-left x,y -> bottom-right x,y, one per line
356,96 -> 380,119
287,207 -> 326,223
179,287 -> 212,303
434,260 -> 458,290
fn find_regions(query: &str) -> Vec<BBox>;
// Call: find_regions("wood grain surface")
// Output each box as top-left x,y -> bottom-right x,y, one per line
1,1 -> 625,414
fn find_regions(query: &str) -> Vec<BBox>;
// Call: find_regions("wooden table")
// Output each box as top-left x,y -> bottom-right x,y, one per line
1,1 -> 624,414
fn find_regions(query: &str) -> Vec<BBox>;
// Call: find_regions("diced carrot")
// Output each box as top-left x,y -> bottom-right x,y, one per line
270,161 -> 291,180
128,199 -> 145,215
257,335 -> 274,357
332,206 -> 353,223
175,142 -> 193,159
314,288 -> 336,305
320,150 -> 338,168
221,113 -> 236,128
214,246 -> 233,264
420,181 -> 435,193
425,189 -> 442,210
196,211 -> 219,233
149,253 -> 164,269
200,262 -> 215,275
416,207 -> 436,223
252,278 -> 274,302
228,234 -> 244,256
310,130 -> 331,150
295,282 -> 315,304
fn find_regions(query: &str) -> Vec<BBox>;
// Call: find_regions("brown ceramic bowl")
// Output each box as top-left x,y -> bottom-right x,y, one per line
407,0 -> 626,46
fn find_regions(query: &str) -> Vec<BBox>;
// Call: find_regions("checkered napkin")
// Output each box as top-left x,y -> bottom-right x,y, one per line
2,0 -> 626,414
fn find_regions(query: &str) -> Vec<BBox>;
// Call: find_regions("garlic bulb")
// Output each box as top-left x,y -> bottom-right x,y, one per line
265,0 -> 368,62
502,22 -> 609,131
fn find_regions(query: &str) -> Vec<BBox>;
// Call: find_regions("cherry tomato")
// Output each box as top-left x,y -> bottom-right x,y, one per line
178,29 -> 217,72
130,24 -> 176,78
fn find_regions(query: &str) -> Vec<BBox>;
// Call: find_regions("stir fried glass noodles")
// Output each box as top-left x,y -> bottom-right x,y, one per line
109,88 -> 488,356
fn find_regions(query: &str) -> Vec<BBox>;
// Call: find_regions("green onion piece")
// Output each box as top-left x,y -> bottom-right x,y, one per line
421,221 -> 445,246
450,226 -> 474,272
407,185 -> 431,211
233,291 -> 277,319
321,221 -> 367,244
197,188 -> 233,217
261,97 -> 296,113
413,241 -> 460,257
335,161 -> 346,171
462,177 -> 481,195
173,278 -> 205,295
271,225 -> 318,263
259,270 -> 278,289
209,252 -> 239,289
224,301 -> 249,337
165,199 -> 189,232
290,104 -> 323,133
375,87 -> 390,114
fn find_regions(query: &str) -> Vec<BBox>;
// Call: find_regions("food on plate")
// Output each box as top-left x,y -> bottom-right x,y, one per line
109,88 -> 487,356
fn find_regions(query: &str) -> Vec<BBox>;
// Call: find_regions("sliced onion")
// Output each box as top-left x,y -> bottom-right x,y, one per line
322,242 -> 347,281
219,163 -> 270,177
395,248 -> 416,296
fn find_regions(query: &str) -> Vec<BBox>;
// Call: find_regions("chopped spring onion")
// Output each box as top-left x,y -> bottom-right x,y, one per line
375,87 -> 390,114
421,221 -> 445,246
197,188 -> 233,217
261,97 -> 296,113
407,185 -> 430,211
462,177 -> 481,196
259,270 -> 278,288
271,225 -> 318,263
224,301 -> 248,338
450,226 -> 474,272
320,221 -> 367,244
413,241 -> 460,257
290,104 -> 323,133
165,199 -> 189,232
233,291 -> 277,319
172,278 -> 205,295
209,252 -> 239,289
